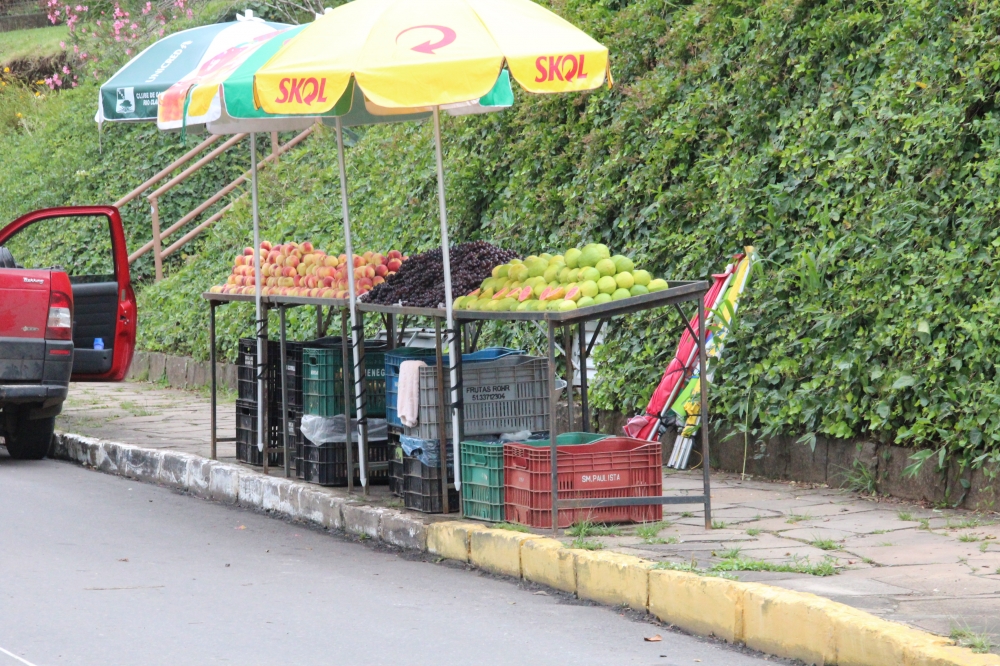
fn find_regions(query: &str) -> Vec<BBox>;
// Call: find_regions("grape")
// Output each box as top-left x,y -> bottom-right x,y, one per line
362,241 -> 517,308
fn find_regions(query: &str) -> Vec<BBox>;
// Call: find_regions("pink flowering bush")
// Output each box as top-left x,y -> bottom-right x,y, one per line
46,0 -> 193,87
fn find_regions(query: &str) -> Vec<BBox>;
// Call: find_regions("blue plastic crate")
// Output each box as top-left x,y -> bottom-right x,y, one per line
385,347 -> 524,427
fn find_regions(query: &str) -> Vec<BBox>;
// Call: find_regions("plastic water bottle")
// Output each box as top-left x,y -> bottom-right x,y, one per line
94,338 -> 104,350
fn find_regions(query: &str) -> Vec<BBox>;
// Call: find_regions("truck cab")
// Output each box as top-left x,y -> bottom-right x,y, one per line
0,206 -> 136,459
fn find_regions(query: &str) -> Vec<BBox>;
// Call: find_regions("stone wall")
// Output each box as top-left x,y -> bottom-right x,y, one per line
127,350 -> 237,392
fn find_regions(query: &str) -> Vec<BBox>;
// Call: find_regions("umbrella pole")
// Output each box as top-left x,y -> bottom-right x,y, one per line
251,131 -> 265,456
335,117 -> 368,488
433,106 -> 461,491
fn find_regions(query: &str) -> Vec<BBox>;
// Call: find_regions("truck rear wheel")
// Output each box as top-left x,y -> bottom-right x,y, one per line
4,410 -> 55,460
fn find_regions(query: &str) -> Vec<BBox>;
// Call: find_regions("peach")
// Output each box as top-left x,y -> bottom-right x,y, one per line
373,276 -> 385,286
321,289 -> 335,298
364,266 -> 376,279
234,255 -> 245,267
387,258 -> 402,272
323,256 -> 339,268
357,277 -> 373,290
368,253 -> 384,266
286,255 -> 300,268
374,264 -> 389,278
259,240 -> 272,252
301,241 -> 314,253
363,250 -> 373,260
244,247 -> 255,256
387,250 -> 402,261
321,276 -> 333,288
297,263 -> 307,277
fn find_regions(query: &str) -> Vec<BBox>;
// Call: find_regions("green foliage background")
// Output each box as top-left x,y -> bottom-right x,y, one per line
5,0 -> 1000,466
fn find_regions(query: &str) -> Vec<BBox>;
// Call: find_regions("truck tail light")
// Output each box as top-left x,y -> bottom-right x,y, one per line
46,277 -> 73,340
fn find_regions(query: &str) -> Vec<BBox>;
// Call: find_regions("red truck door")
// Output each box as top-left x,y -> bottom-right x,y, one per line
0,206 -> 136,381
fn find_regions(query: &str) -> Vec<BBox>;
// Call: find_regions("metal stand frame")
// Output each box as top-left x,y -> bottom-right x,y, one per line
453,281 -> 714,534
206,280 -> 713,528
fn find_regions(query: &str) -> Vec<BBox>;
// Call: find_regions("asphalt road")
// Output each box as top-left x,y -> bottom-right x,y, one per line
0,455 -> 780,666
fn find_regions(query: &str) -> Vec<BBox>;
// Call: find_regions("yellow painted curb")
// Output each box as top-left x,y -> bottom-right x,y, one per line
742,583 -> 837,665
521,538 -> 577,594
425,520 -> 1000,666
469,528 -> 543,577
426,521 -> 488,562
573,549 -> 651,611
648,569 -> 742,643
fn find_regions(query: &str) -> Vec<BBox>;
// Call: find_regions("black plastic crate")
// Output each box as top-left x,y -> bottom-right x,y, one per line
402,456 -> 459,513
238,336 -> 344,414
389,457 -> 404,497
235,399 -> 299,467
298,438 -> 394,487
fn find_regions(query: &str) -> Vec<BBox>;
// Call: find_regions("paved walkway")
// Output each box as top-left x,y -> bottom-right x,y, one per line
56,381 -> 1000,653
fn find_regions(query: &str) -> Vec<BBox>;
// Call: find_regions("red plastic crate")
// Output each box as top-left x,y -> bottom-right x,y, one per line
503,437 -> 662,529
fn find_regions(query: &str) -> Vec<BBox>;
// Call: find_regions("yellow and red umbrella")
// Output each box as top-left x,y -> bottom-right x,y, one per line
247,0 -> 611,489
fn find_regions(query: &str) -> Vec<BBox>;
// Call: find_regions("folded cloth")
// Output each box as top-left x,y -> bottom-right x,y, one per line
397,359 -> 426,428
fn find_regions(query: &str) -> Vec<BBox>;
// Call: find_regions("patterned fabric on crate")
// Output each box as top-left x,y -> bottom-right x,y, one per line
397,360 -> 427,428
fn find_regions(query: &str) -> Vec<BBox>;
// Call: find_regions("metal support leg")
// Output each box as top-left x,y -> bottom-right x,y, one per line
261,305 -> 269,475
699,297 -> 712,530
434,319 -> 450,514
387,314 -> 396,350
548,320 -> 559,534
357,310 -> 369,497
564,325 -> 574,432
341,310 -> 353,494
578,321 -> 589,433
210,301 -> 217,460
280,306 -> 290,479
316,305 -> 324,338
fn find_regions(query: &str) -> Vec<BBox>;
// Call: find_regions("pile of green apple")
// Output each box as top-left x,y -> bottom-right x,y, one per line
455,244 -> 668,312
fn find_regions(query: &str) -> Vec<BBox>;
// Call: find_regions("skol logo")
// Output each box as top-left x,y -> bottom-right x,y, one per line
534,54 -> 589,83
274,77 -> 330,105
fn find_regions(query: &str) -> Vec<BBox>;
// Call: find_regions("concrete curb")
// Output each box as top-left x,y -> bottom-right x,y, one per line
52,433 -> 999,666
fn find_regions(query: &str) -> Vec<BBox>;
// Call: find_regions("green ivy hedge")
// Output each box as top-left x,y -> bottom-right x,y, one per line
7,0 -> 1000,467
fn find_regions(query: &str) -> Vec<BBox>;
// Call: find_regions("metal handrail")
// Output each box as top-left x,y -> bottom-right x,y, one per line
113,134 -> 221,209
128,125 -> 316,280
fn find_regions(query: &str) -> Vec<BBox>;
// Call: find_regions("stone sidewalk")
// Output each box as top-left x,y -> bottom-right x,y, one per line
55,381 -> 1000,654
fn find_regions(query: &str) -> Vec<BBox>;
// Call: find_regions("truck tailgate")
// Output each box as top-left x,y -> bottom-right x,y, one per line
0,269 -> 49,381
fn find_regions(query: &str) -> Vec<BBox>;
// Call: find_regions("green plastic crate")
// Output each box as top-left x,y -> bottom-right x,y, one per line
520,432 -> 611,448
461,440 -> 505,522
302,345 -> 387,417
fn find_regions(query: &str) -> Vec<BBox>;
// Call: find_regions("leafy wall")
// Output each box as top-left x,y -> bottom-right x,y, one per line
7,0 -> 1000,467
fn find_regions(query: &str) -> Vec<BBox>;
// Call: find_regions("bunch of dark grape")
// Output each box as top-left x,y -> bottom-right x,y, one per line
363,241 -> 517,307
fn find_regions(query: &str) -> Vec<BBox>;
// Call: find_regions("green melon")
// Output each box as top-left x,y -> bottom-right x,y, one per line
612,255 -> 635,273
615,272 -> 635,289
596,258 -> 616,276
594,293 -> 613,305
647,279 -> 669,292
597,276 -> 617,294
576,296 -> 596,309
579,280 -> 599,298
630,284 -> 649,297
611,288 -> 631,301
565,248 -> 582,269
632,270 -> 651,286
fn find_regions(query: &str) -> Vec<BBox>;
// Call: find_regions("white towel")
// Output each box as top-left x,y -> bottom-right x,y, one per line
397,360 -> 426,428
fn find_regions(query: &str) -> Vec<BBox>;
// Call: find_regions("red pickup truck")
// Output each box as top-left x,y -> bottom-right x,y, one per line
0,206 -> 136,459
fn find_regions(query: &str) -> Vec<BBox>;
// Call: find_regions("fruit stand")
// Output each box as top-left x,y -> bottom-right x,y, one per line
451,281 -> 715,533
203,245 -> 718,533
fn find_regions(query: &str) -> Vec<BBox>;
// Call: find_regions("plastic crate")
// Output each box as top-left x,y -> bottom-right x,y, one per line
460,434 -> 611,522
235,399 -> 299,467
385,347 -> 524,427
407,356 -> 550,440
504,437 -> 663,529
389,446 -> 404,497
302,342 -> 387,418
460,440 -> 505,522
238,336 -> 344,414
402,456 -> 459,513
299,438 -> 394,487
